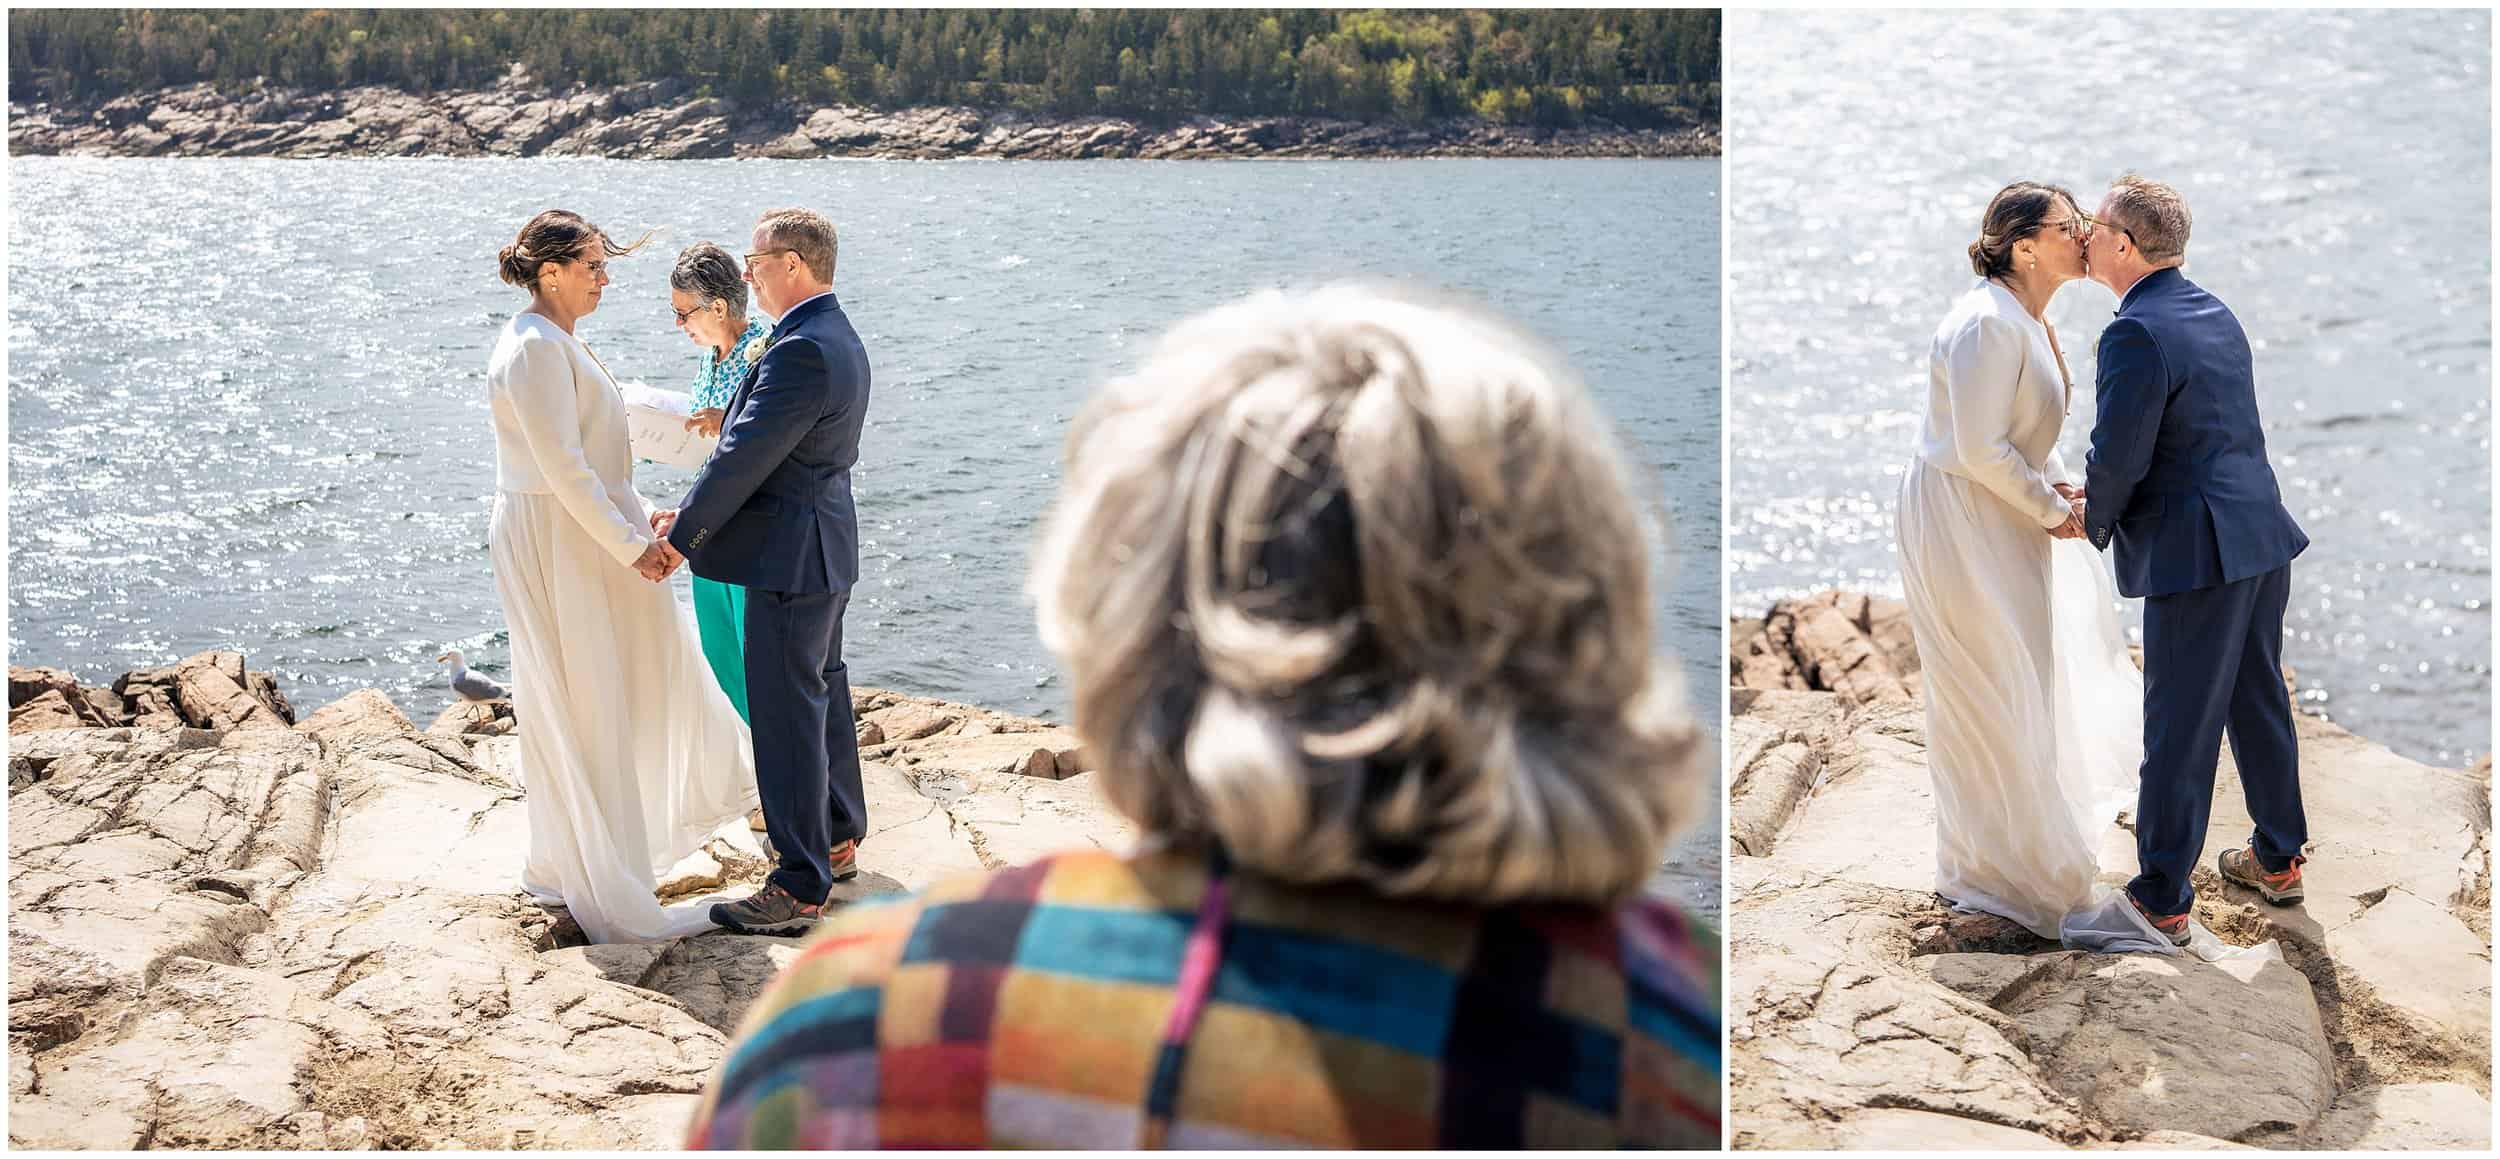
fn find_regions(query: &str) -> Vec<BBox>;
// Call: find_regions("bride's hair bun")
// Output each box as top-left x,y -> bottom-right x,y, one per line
497,243 -> 535,289
1970,180 -> 2076,279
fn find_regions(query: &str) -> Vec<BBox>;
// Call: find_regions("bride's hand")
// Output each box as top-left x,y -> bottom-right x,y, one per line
631,541 -> 676,582
2047,511 -> 2087,540
2052,483 -> 2088,521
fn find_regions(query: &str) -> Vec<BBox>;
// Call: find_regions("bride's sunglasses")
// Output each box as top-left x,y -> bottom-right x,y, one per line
2069,211 -> 2134,246
2035,215 -> 2089,241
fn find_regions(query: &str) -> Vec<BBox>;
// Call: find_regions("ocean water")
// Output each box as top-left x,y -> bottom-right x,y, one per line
8,155 -> 1724,914
1729,9 -> 2491,764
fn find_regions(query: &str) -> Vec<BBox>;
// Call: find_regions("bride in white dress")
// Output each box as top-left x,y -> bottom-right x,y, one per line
484,210 -> 759,943
1897,182 -> 2146,942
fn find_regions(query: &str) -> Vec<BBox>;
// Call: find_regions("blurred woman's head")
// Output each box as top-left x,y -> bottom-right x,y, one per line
498,209 -> 642,320
1029,284 -> 1701,906
670,241 -> 750,351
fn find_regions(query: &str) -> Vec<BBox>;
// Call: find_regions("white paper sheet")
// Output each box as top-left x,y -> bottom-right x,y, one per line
617,382 -> 717,470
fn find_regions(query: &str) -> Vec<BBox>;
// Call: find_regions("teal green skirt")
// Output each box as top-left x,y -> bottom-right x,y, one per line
691,574 -> 749,723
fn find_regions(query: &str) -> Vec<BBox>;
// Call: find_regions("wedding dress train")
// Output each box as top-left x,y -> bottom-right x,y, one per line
1901,456 -> 2143,938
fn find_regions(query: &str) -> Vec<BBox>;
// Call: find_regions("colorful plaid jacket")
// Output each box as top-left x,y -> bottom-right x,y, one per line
685,847 -> 1721,1149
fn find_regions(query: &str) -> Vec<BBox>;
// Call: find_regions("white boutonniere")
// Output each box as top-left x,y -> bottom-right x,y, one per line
740,336 -> 770,364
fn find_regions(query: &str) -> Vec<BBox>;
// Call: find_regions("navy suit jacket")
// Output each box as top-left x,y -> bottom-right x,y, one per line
668,291 -> 871,594
2083,267 -> 2307,599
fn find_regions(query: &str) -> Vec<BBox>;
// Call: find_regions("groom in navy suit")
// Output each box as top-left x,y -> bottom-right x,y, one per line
654,207 -> 871,935
2079,175 -> 2312,944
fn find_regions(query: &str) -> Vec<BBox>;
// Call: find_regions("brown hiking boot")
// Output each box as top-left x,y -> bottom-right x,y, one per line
750,833 -> 859,886
2129,893 -> 2192,947
709,881 -> 822,936
2219,844 -> 2305,905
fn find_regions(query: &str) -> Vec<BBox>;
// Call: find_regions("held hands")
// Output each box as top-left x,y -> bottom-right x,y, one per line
685,408 -> 726,439
632,508 -> 685,582
630,541 -> 679,582
2048,483 -> 2088,540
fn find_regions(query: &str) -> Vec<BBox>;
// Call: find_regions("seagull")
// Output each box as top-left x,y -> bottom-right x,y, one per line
434,650 -> 509,702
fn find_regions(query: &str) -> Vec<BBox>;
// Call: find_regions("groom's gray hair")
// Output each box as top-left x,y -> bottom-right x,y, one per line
1027,283 -> 1703,906
756,207 -> 838,283
2107,174 -> 2191,265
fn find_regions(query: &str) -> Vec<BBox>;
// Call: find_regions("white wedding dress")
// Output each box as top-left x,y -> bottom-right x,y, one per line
1897,280 -> 2147,944
485,311 -> 759,943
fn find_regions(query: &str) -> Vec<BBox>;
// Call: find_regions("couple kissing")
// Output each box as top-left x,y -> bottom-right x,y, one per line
1900,174 -> 2312,953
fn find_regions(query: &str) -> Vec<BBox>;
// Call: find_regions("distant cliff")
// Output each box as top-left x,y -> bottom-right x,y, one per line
8,80 -> 1717,161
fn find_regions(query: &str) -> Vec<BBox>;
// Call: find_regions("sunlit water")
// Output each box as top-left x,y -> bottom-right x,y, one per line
9,156 -> 1724,914
1729,9 -> 2490,765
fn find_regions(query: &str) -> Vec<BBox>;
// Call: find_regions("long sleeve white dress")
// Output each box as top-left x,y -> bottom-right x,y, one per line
485,311 -> 759,943
1896,279 -> 2144,939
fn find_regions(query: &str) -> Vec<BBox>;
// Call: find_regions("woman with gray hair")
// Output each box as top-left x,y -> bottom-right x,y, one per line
686,284 -> 1719,1149
667,241 -> 773,723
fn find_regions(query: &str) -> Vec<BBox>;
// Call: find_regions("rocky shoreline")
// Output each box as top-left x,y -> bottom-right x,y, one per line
9,649 -> 1718,1147
7,650 -> 1127,1148
8,79 -> 1718,161
1727,592 -> 2492,1150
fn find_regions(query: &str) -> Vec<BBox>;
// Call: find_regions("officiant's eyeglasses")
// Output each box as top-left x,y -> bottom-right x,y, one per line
672,301 -> 712,324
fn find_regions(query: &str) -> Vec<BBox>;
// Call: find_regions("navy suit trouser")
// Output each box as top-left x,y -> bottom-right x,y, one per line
742,586 -> 867,904
2126,562 -> 2307,917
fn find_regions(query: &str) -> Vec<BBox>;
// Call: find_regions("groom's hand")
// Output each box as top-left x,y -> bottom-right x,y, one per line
651,507 -> 679,537
2047,511 -> 2088,540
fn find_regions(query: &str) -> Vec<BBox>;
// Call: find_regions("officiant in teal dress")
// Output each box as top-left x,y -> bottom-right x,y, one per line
668,243 -> 774,721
